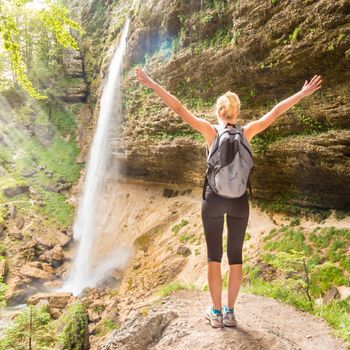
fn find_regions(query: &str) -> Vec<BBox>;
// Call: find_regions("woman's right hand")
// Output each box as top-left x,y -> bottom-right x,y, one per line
300,75 -> 322,97
134,67 -> 156,89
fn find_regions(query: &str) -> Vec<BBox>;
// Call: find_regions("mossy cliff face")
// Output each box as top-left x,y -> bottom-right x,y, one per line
71,0 -> 350,209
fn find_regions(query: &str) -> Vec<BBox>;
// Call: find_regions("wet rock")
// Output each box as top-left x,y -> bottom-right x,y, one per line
3,185 -> 30,198
5,276 -> 41,306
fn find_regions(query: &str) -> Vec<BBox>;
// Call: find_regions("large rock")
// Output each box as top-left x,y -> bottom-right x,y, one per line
20,264 -> 53,281
3,185 -> 30,198
98,309 -> 177,350
71,0 -> 350,210
27,292 -> 74,309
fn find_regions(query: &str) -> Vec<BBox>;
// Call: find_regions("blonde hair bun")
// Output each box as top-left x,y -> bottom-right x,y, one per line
215,91 -> 241,122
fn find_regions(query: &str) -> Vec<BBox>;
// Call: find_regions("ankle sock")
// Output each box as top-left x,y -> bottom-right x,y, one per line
212,307 -> 222,315
224,305 -> 234,313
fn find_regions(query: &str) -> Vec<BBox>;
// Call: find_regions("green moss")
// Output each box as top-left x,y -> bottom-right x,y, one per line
56,301 -> 88,350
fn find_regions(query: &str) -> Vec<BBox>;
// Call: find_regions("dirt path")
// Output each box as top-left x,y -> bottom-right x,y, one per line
98,289 -> 348,350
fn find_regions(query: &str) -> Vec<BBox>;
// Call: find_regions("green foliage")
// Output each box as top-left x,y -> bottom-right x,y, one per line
0,118 -> 81,228
38,190 -> 75,229
310,262 -> 350,296
0,304 -> 57,350
155,281 -> 197,298
191,27 -> 237,54
172,219 -> 189,234
0,276 -> 8,308
179,232 -> 196,243
57,301 -> 88,350
95,318 -> 120,337
289,26 -> 301,43
243,224 -> 350,347
251,195 -> 332,221
292,105 -> 324,133
0,0 -> 84,99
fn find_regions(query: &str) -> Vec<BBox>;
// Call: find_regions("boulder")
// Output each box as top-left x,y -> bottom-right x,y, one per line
20,264 -> 53,281
176,245 -> 191,257
56,231 -> 71,247
323,286 -> 341,304
3,185 -> 30,198
27,292 -> 73,309
98,309 -> 177,350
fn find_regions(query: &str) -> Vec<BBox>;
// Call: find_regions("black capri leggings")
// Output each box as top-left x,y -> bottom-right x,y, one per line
201,184 -> 250,265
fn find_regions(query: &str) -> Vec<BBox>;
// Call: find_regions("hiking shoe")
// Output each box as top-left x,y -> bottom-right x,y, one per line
205,305 -> 223,328
223,305 -> 237,327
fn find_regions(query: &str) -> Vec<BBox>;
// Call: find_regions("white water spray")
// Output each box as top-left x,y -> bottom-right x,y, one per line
60,10 -> 135,295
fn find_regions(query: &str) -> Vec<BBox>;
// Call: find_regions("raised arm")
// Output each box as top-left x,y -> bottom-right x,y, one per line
243,75 -> 323,142
134,68 -> 215,140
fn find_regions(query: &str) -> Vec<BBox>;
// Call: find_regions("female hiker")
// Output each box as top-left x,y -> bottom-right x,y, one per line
134,67 -> 322,328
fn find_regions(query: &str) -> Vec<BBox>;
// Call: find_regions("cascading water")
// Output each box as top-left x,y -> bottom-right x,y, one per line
60,7 -> 136,296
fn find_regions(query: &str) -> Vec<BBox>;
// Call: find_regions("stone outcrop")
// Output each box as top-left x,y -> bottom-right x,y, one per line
27,292 -> 74,309
98,309 -> 178,350
68,0 -> 350,209
20,263 -> 53,281
3,185 -> 30,198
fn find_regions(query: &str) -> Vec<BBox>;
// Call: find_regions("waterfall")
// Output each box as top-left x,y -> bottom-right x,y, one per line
60,9 -> 134,296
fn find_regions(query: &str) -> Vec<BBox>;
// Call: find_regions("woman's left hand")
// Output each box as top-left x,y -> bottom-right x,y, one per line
300,75 -> 323,97
134,67 -> 156,89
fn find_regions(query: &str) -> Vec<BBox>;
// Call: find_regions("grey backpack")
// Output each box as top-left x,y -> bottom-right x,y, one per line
202,122 -> 254,200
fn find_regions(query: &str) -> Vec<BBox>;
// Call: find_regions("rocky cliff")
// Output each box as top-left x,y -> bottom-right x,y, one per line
70,0 -> 350,207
